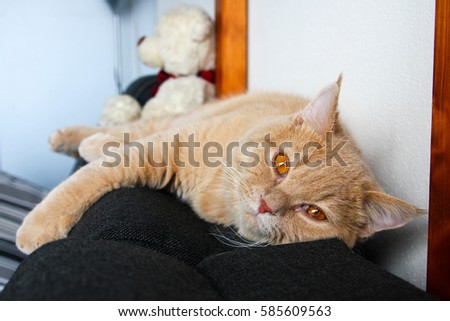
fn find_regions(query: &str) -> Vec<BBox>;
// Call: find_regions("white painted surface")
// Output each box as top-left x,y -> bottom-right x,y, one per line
0,0 -> 193,188
113,0 -> 158,90
156,0 -> 214,21
248,0 -> 435,289
0,0 -> 116,188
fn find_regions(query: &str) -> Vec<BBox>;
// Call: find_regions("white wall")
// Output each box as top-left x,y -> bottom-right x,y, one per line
248,0 -> 435,289
0,0 -> 163,189
113,0 -> 158,90
0,0 -> 116,188
155,0 -> 214,21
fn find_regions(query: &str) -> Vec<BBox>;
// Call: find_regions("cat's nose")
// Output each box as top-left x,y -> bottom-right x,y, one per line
258,198 -> 273,215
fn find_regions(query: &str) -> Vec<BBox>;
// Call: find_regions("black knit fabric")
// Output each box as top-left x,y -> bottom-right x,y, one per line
124,75 -> 158,106
1,187 -> 434,300
1,239 -> 222,300
197,239 -> 434,300
68,187 -> 226,266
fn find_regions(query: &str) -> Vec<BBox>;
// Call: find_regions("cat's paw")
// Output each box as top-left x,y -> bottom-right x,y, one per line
16,205 -> 71,254
49,127 -> 83,157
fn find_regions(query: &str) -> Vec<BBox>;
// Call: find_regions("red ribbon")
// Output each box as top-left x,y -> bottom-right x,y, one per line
151,69 -> 215,97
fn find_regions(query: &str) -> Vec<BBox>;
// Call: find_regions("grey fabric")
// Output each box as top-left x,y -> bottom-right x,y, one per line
0,171 -> 47,291
0,171 -> 48,210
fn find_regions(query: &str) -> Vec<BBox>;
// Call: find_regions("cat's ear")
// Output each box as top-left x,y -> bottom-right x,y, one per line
360,191 -> 424,237
292,74 -> 343,136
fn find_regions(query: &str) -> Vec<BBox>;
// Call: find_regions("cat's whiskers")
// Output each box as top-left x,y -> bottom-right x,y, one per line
220,167 -> 246,191
207,184 -> 243,199
219,159 -> 249,183
229,226 -> 257,243
219,162 -> 282,242
209,225 -> 269,248
257,215 -> 281,239
219,160 -> 252,197
219,159 -> 246,179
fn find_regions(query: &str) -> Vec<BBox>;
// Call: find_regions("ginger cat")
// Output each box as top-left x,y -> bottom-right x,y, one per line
16,76 -> 422,254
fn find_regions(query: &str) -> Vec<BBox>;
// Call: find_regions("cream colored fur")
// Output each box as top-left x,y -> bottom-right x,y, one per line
17,77 -> 422,254
100,5 -> 215,126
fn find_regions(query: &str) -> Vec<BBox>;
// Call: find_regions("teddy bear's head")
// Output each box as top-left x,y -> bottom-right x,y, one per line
137,5 -> 215,76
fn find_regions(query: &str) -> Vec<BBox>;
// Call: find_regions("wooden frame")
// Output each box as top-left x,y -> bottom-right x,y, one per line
215,0 -> 247,97
427,0 -> 450,300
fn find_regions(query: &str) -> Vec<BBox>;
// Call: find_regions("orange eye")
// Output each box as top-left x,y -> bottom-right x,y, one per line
274,153 -> 289,175
304,205 -> 327,221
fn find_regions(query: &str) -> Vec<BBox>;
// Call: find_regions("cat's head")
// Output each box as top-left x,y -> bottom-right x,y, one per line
228,76 -> 422,247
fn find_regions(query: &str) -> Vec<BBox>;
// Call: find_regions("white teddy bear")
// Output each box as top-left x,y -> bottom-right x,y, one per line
100,5 -> 215,126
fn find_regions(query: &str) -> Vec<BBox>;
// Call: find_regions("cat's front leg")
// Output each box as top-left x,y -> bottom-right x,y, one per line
16,156 -> 147,254
16,195 -> 80,254
18,131 -> 183,254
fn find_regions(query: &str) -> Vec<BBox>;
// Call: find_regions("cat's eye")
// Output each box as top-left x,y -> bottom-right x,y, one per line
303,205 -> 327,221
273,152 -> 289,175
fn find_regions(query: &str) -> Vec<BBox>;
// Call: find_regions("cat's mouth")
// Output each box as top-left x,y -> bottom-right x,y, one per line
234,198 -> 278,241
239,218 -> 268,241
241,209 -> 276,240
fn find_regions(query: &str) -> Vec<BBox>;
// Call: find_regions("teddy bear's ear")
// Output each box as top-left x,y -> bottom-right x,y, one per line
137,34 -> 163,68
191,16 -> 213,42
